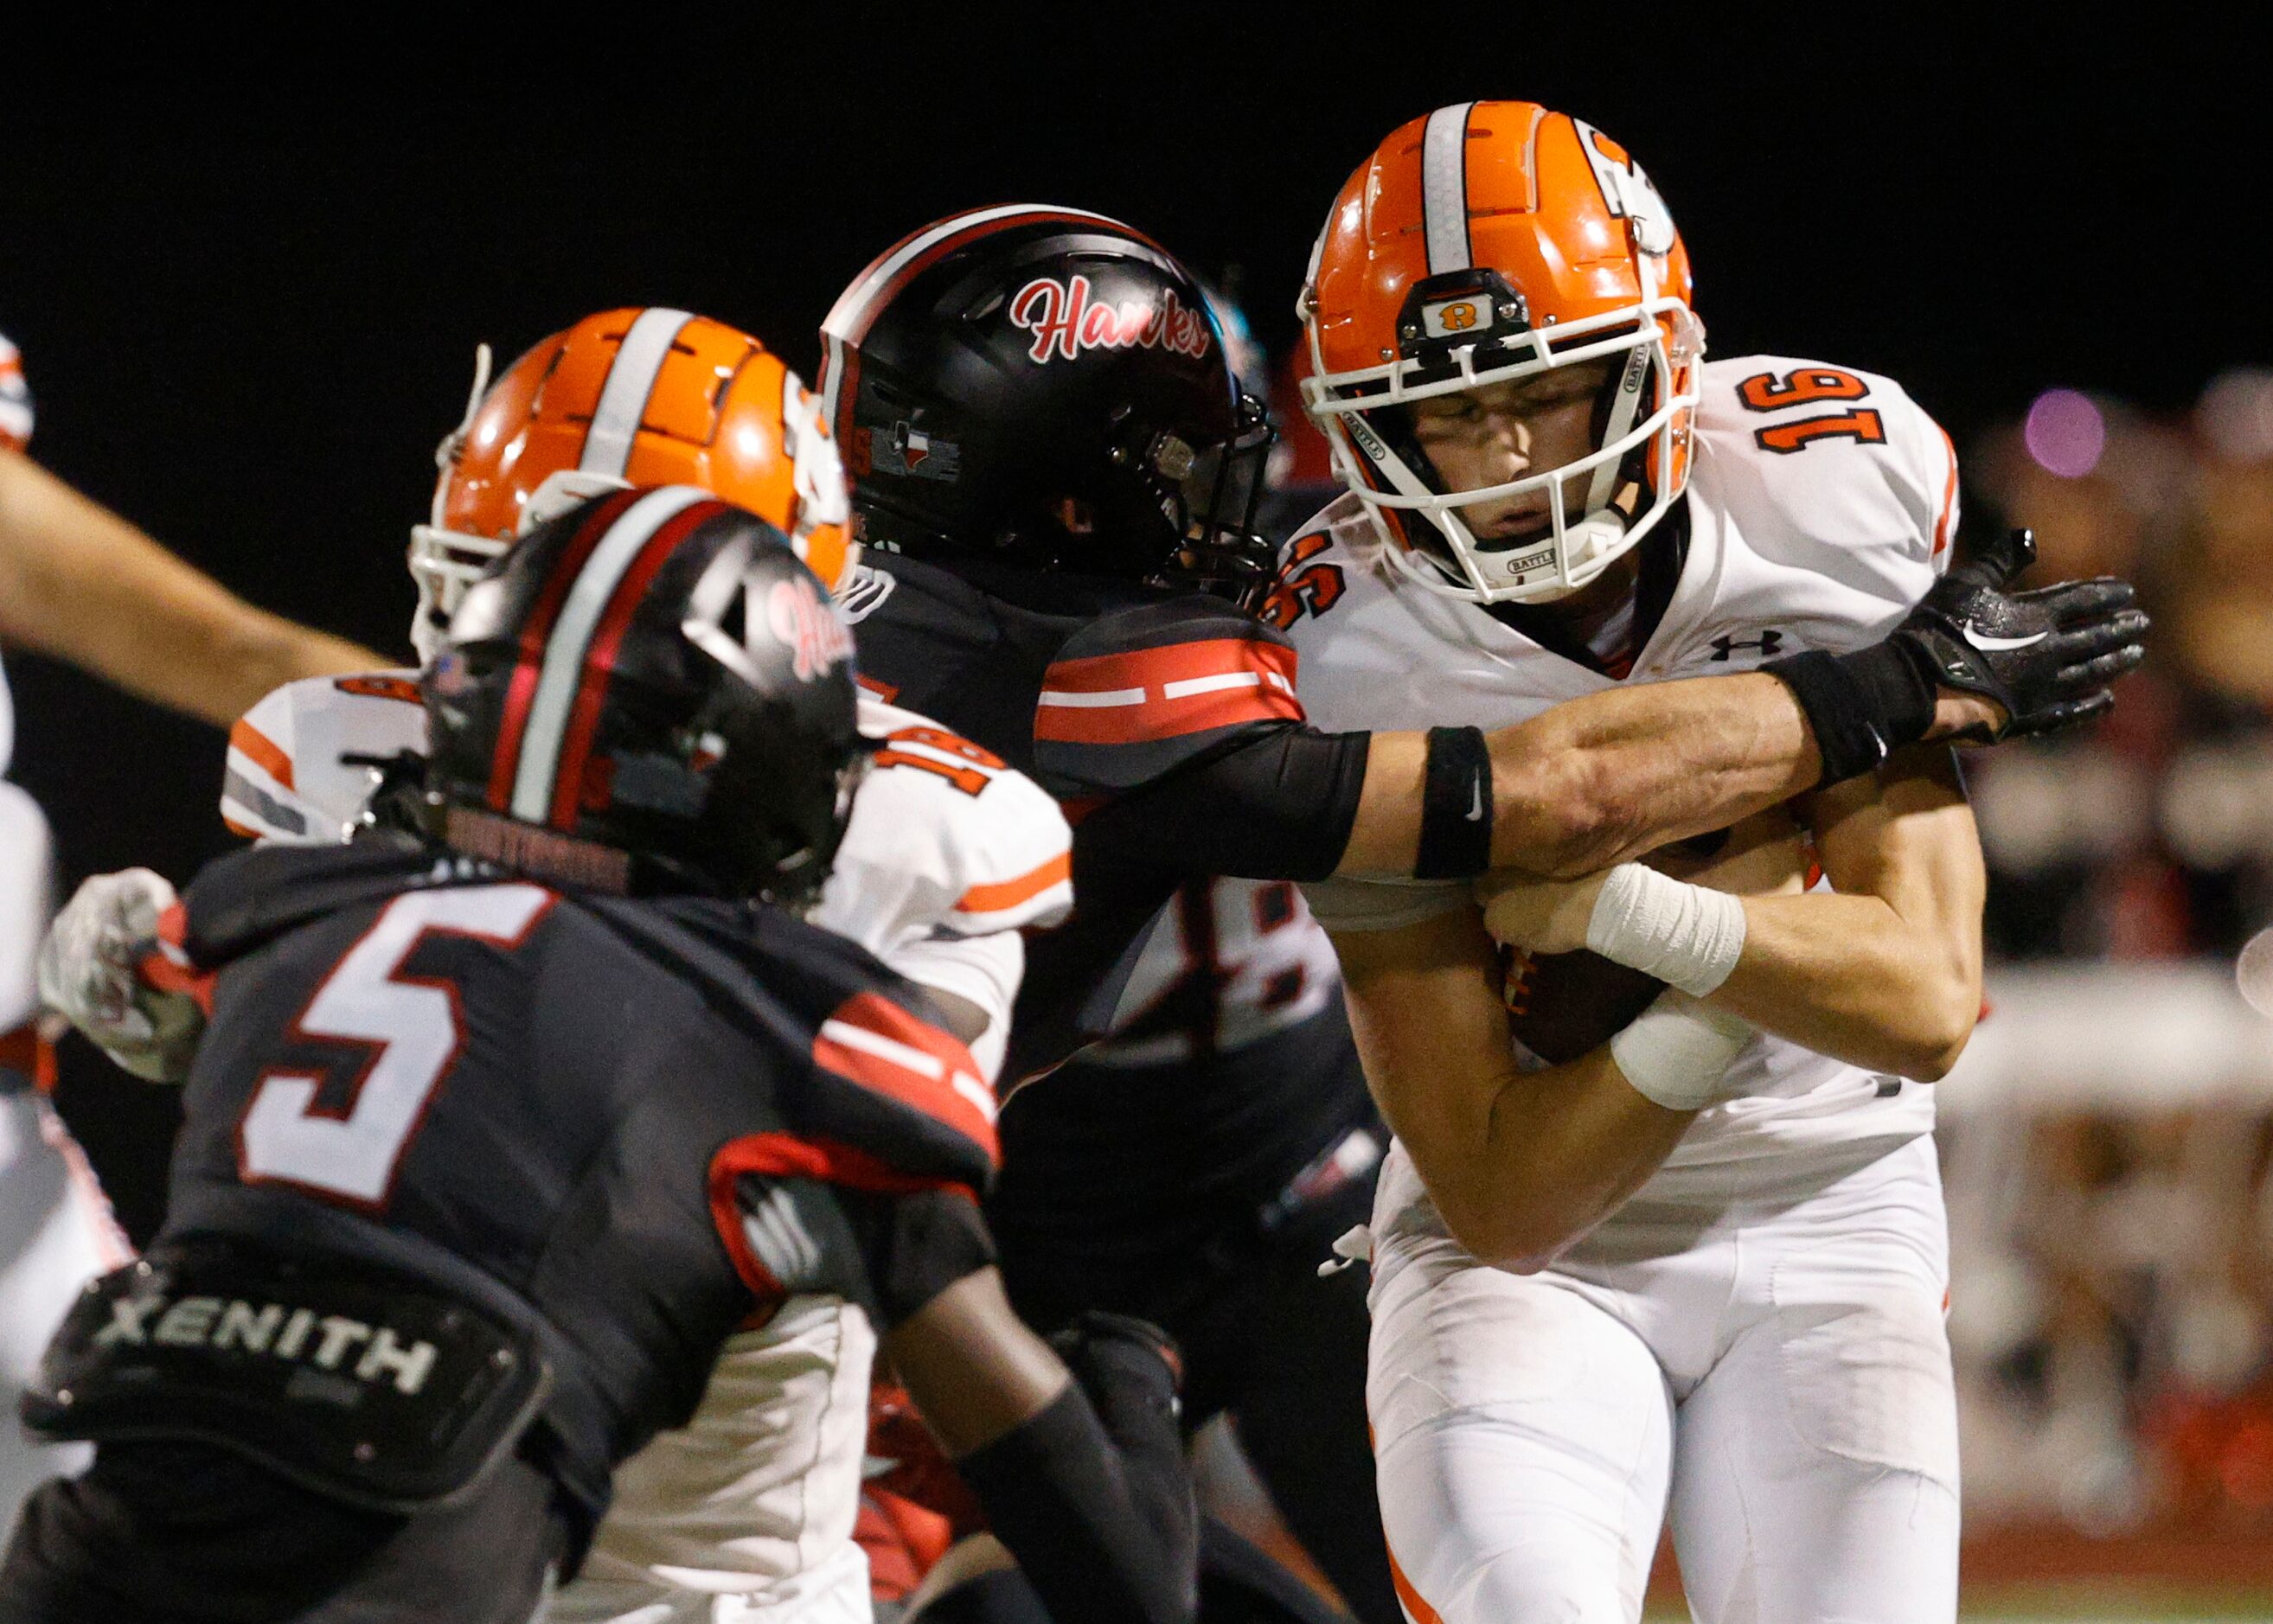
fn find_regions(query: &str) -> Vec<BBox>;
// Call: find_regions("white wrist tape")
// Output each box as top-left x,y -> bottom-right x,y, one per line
1585,863 -> 1747,998
1608,989 -> 1754,1112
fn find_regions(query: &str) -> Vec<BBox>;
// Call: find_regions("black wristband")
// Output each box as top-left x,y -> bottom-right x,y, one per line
957,1384 -> 1198,1624
1762,645 -> 1936,787
1416,726 -> 1493,879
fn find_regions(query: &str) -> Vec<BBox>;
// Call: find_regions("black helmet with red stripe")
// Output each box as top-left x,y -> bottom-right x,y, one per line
817,205 -> 1275,605
420,486 -> 861,905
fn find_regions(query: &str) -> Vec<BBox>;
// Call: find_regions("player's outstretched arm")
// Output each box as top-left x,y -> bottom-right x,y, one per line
1336,531 -> 2146,880
1331,906 -> 1747,1272
0,448 -> 383,726
889,1269 -> 1198,1624
1483,749 -> 1985,1081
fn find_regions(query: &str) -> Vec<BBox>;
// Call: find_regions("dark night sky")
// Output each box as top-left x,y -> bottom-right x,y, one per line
2,26 -> 2263,893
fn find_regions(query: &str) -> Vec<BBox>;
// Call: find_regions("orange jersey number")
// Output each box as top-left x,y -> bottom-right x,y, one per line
1739,368 -> 1887,457
873,726 -> 1008,798
1260,533 -> 1347,630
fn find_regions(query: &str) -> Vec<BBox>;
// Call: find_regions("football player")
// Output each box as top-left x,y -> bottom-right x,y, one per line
811,207 -> 2141,1621
1277,103 -> 2124,1621
0,329 -> 381,1533
0,496 -> 1199,1624
35,309 -> 1079,1622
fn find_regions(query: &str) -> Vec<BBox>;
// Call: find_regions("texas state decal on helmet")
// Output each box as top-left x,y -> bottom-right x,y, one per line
1299,103 -> 1706,604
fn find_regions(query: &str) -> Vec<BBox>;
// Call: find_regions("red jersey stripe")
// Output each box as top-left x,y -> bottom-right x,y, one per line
707,1132 -> 979,1299
813,991 -> 1000,1163
1034,637 -> 1302,745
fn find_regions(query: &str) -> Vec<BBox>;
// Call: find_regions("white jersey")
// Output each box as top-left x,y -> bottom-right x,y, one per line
218,672 -> 1071,1617
1286,355 -> 1959,1180
220,677 -> 1072,1074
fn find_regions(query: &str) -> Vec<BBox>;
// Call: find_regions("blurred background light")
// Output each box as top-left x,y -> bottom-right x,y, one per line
2239,926 -> 2273,1020
2197,367 -> 2273,464
2024,387 -> 2108,478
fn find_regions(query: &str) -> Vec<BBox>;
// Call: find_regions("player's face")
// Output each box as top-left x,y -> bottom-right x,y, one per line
1407,361 -> 1611,544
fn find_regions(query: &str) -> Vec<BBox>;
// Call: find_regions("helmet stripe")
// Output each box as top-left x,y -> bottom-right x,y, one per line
822,205 -> 1133,346
579,308 -> 694,479
509,485 -> 709,822
544,496 -> 725,828
1420,103 -> 1476,274
487,487 -> 646,812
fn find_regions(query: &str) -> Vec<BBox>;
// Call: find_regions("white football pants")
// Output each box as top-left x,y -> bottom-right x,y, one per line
2,783 -> 128,1539
1367,1133 -> 1958,1624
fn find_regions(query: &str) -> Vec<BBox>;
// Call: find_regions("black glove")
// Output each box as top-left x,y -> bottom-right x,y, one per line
1892,528 -> 2149,741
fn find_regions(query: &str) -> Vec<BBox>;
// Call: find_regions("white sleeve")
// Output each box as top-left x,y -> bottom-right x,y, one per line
816,702 -> 1073,958
874,930 -> 1022,1084
1299,873 -> 1470,934
0,783 -> 53,1031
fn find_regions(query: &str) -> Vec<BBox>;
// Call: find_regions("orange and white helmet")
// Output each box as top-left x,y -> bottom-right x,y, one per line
1300,103 -> 1705,604
408,307 -> 851,662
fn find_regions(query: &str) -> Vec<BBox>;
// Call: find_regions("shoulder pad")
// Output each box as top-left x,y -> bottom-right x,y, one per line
222,673 -> 429,845
1032,598 -> 1304,796
1699,357 -> 1960,585
180,843 -> 449,969
831,700 -> 1072,944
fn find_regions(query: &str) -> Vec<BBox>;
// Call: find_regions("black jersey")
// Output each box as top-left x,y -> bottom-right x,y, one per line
148,840 -> 998,1538
843,554 -> 1371,1080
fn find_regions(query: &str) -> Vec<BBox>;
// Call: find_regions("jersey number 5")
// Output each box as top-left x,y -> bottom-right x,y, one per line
1738,368 -> 1886,456
237,885 -> 554,1209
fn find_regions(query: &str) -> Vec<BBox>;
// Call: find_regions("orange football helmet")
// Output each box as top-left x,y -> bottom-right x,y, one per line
408,308 -> 850,661
1300,102 -> 1705,603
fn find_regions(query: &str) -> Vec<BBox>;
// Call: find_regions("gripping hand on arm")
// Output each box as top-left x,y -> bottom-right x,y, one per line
35,868 -> 203,1082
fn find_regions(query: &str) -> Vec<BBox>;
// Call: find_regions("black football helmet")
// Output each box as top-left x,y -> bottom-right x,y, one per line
817,206 -> 1275,606
421,485 -> 862,905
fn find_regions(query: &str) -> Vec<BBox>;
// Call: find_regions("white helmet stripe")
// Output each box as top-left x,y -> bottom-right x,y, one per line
1421,104 -> 1476,275
579,308 -> 693,479
820,203 -> 1130,342
509,484 -> 708,822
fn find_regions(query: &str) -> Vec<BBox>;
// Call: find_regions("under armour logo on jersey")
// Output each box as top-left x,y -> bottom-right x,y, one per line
1708,630 -> 1784,662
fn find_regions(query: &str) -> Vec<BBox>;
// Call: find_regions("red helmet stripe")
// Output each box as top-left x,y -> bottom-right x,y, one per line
545,497 -> 727,828
487,487 -> 646,811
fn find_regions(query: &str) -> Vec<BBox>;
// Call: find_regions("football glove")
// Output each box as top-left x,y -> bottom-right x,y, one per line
1894,528 -> 2150,741
36,868 -> 203,1083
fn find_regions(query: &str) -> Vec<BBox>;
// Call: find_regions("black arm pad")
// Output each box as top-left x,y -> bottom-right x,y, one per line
1074,725 -> 1372,883
956,1382 -> 1199,1624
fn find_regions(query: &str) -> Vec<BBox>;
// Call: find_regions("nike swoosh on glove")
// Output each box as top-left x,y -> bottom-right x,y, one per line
1892,527 -> 2151,740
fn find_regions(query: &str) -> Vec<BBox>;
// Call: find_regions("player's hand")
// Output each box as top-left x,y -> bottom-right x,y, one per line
1898,528 -> 2149,743
35,868 -> 202,1083
1475,867 -> 1610,956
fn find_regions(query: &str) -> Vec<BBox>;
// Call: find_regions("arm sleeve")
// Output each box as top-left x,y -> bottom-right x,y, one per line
1071,724 -> 1372,883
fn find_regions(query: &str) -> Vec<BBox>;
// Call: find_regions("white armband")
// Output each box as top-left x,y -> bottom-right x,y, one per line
1607,988 -> 1752,1112
1585,863 -> 1748,997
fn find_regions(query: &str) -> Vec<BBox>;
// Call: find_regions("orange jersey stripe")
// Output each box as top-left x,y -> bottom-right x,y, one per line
1932,421 -> 1959,559
1386,1542 -> 1446,1624
955,852 -> 1072,915
227,718 -> 294,790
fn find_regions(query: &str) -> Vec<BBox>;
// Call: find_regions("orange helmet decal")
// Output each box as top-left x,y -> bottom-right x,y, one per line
1300,102 -> 1706,604
408,309 -> 851,662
